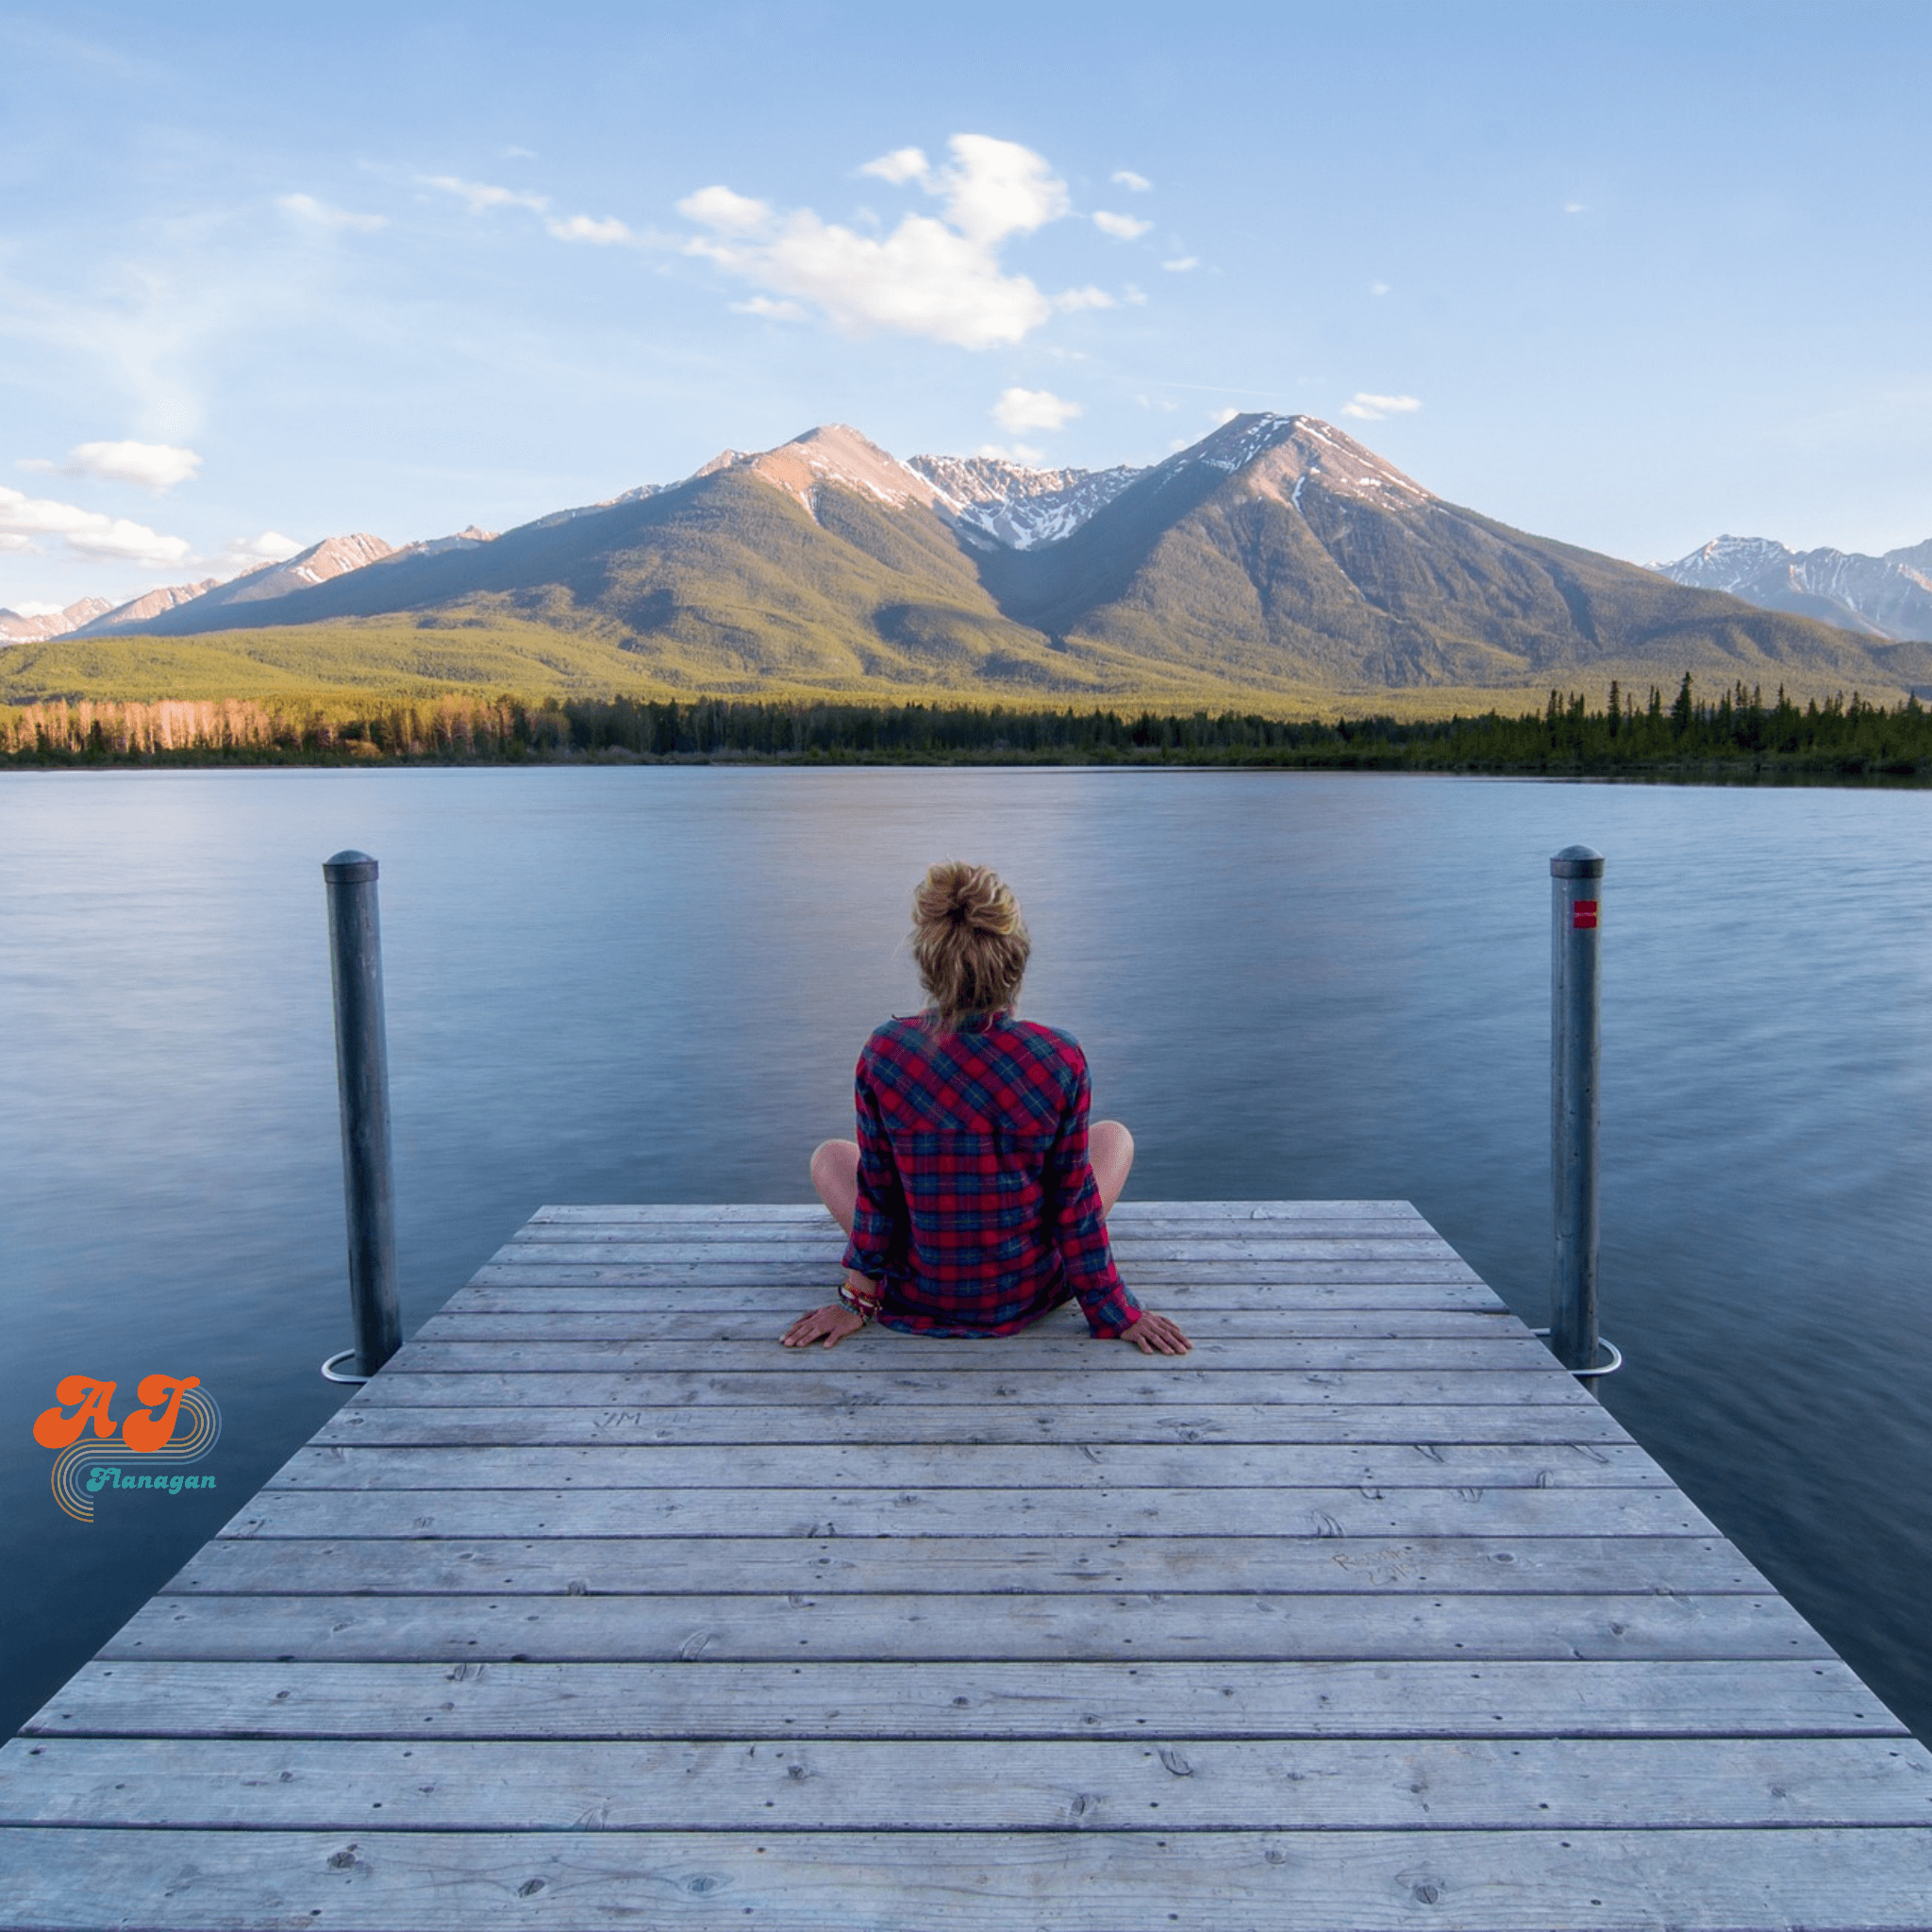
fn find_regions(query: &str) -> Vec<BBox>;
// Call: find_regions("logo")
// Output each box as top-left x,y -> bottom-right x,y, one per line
32,1374 -> 223,1522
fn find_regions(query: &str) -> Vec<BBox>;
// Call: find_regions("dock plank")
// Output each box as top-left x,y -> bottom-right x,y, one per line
7,1198 -> 1928,1932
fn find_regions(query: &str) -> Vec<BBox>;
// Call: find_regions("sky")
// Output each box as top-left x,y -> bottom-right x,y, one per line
3,0 -> 1930,616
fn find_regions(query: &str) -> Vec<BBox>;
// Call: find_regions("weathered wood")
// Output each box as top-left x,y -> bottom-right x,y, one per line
313,1400 -> 1641,1447
419,1307 -> 1525,1341
99,1590 -> 1828,1665
462,1268 -> 1504,1299
386,1336 -> 1557,1374
266,1441 -> 1672,1492
526,1200 -> 1428,1225
9,1198 -> 1925,1932
9,1735 -> 1928,1832
495,1238 -> 1467,1265
219,1484 -> 1717,1541
162,1534 -> 1773,1599
25,1657 -> 1908,1740
12,1824 -> 1927,1932
351,1369 -> 1594,1408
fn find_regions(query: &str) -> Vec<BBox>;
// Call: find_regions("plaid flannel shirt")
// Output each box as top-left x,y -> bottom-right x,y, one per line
840,1011 -> 1141,1338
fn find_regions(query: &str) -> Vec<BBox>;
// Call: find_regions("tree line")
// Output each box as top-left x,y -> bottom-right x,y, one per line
4,676 -> 1928,778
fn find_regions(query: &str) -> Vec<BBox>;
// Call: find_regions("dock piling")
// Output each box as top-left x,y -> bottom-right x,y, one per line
1550,844 -> 1604,1375
323,850 -> 401,1379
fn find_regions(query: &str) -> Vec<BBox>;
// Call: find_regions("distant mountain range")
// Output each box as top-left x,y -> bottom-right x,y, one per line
7,417 -> 1929,705
1654,535 -> 1932,642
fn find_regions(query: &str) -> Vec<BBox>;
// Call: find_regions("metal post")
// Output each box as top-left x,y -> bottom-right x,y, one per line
323,851 -> 401,1380
1550,845 -> 1604,1375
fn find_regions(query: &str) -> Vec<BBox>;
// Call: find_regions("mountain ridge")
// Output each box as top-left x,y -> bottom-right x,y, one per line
8,416 -> 1929,708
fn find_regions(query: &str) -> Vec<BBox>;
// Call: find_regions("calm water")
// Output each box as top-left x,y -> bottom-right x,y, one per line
3,768 -> 1929,1741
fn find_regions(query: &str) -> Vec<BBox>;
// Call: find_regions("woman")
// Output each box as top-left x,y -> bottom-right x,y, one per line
782,861 -> 1191,1356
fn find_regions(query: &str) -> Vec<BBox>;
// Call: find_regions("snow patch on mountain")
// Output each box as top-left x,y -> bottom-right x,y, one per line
1656,534 -> 1932,641
0,595 -> 115,644
907,454 -> 1142,549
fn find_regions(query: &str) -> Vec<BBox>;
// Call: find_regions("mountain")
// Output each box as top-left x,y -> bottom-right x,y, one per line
1654,535 -> 1932,642
18,418 -> 1931,706
0,596 -> 114,644
74,535 -> 396,638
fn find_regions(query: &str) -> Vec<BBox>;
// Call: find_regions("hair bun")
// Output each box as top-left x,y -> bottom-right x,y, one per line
909,862 -> 1030,1029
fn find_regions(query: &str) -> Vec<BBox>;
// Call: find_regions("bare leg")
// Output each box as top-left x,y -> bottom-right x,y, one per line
1090,1120 -> 1134,1219
811,1139 -> 859,1238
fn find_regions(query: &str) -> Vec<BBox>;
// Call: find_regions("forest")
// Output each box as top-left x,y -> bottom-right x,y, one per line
3,675 -> 1927,780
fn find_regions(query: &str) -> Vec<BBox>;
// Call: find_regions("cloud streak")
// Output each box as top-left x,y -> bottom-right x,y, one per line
677,134 -> 1093,349
993,387 -> 1081,433
0,484 -> 192,564
1340,392 -> 1424,421
20,440 -> 202,493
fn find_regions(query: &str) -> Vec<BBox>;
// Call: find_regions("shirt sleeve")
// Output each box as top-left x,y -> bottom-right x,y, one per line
1044,1047 -> 1142,1338
839,1048 -> 900,1311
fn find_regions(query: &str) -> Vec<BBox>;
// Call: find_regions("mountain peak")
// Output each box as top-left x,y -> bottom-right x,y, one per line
708,423 -> 942,519
1175,412 -> 1433,508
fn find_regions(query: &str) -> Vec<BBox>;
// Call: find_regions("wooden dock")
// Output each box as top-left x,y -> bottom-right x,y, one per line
4,1199 -> 1930,1929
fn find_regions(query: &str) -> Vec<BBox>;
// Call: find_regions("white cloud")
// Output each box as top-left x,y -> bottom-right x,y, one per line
1369,280 -> 1391,296
994,387 -> 1082,434
278,192 -> 387,233
213,531 -> 301,571
422,175 -> 550,216
675,185 -> 773,233
730,295 -> 807,320
9,599 -> 64,614
1092,211 -> 1152,242
1054,285 -> 1115,311
1213,407 -> 1241,426
1161,256 -> 1198,273
676,134 -> 1085,349
21,440 -> 202,493
1111,170 -> 1153,192
858,146 -> 930,186
0,538 -> 43,556
1564,201 -> 1587,214
546,213 -> 634,244
0,485 -> 192,563
1340,392 -> 1424,421
502,145 -> 538,159
976,441 -> 1046,464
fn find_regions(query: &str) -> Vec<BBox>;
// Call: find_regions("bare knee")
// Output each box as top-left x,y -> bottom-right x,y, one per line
812,1139 -> 860,1234
1090,1120 -> 1134,1217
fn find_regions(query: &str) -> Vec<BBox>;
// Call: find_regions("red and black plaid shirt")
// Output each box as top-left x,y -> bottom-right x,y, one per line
841,1011 -> 1141,1338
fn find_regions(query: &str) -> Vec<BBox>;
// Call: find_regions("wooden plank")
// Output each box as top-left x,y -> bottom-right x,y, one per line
313,1401 -> 1641,1447
161,1534 -> 1774,1599
526,1201 -> 1429,1225
419,1307 -> 1527,1341
350,1370 -> 1593,1408
265,1441 -> 1672,1492
9,1734 -> 1928,1833
386,1337 -> 1557,1374
506,1219 -> 1441,1246
460,1270 -> 1505,1301
494,1238 -> 1467,1265
25,1657 -> 1909,1740
220,1485 -> 1716,1541
13,1824 -> 1927,1932
97,1590 -> 1829,1665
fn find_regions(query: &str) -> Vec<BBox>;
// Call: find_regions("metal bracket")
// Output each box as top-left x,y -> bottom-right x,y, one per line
1530,1330 -> 1624,1377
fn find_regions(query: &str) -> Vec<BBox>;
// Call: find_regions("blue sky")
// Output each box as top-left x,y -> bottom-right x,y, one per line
3,0 -> 1929,614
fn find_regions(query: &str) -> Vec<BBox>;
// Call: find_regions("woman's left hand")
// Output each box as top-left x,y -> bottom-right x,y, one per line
1121,1310 -> 1191,1355
783,1303 -> 867,1348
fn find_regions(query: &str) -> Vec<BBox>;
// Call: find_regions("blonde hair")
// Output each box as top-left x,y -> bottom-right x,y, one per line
910,861 -> 1030,1032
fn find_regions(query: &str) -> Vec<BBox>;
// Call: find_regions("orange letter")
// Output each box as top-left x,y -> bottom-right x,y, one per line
121,1375 -> 200,1454
32,1377 -> 119,1449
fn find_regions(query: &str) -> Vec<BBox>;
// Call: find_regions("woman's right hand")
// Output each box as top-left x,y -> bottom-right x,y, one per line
782,1303 -> 867,1349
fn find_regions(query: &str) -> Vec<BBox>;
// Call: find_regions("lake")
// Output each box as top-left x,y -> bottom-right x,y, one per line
2,766 -> 1928,1742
